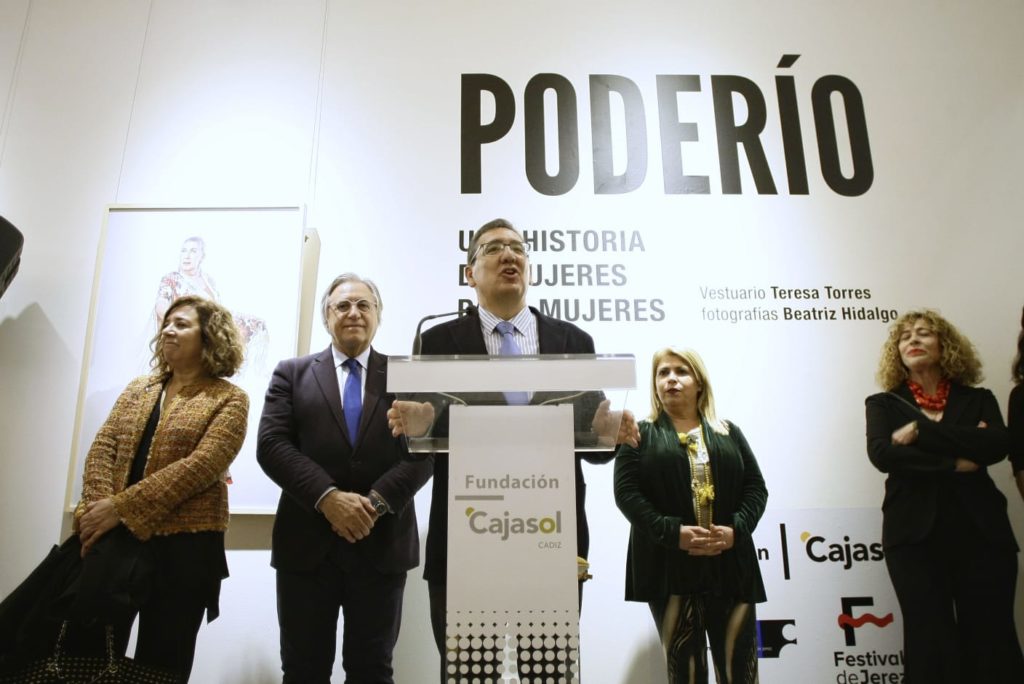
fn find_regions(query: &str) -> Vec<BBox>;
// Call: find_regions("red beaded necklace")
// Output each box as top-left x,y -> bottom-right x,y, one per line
906,378 -> 950,411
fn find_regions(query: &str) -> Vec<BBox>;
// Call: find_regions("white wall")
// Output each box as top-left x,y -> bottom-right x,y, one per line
2,1 -> 1023,682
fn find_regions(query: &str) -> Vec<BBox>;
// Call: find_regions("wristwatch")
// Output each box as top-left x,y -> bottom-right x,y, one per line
368,490 -> 389,516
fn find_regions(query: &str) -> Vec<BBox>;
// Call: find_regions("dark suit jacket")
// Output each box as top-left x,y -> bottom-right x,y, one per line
1008,383 -> 1024,473
257,346 -> 433,575
865,382 -> 1017,551
419,306 -> 613,584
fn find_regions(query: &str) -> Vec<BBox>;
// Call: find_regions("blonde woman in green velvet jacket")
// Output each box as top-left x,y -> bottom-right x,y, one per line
614,347 -> 767,684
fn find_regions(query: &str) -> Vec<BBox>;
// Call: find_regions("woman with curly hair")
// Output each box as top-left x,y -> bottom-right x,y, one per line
614,347 -> 767,684
75,295 -> 249,681
866,309 -> 1023,683
1008,306 -> 1024,503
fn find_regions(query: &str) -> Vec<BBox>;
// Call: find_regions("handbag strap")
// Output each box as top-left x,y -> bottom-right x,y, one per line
43,620 -> 68,679
95,626 -> 120,682
45,620 -> 121,683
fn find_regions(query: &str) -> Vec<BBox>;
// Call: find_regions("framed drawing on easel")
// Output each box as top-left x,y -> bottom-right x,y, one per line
66,205 -> 316,514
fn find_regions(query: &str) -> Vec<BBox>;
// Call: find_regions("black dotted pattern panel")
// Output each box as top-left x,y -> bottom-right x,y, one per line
445,610 -> 580,683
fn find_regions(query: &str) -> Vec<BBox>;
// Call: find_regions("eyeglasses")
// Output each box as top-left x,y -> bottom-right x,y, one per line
329,299 -> 377,315
473,240 -> 530,260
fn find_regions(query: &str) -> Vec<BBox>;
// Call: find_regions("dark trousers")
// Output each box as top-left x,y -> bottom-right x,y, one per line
429,581 -> 584,683
65,581 -> 207,684
121,590 -> 207,682
885,520 -> 1024,684
276,552 -> 406,684
648,594 -> 758,684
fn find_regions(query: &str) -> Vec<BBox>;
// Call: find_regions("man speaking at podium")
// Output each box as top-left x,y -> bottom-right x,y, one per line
389,218 -> 639,676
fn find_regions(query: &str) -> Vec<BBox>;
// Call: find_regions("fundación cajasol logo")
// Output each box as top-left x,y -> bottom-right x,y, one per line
459,472 -> 566,546
802,531 -> 885,570
465,507 -> 564,546
771,523 -> 887,580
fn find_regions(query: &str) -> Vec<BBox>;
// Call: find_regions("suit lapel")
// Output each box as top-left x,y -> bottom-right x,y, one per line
447,307 -> 572,403
450,307 -> 562,353
453,316 -> 500,404
892,383 -> 915,406
887,383 -> 930,422
534,310 -> 571,405
536,308 -> 567,353
941,382 -> 970,425
359,348 -> 387,448
892,382 -> 969,425
528,309 -> 569,405
449,314 -> 489,354
312,346 -> 348,439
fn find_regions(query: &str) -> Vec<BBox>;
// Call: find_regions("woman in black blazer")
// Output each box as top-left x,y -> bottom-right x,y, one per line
614,347 -> 767,684
866,309 -> 1024,683
1008,306 -> 1024,503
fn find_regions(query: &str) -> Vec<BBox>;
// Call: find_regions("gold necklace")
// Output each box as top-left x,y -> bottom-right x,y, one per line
684,429 -> 715,528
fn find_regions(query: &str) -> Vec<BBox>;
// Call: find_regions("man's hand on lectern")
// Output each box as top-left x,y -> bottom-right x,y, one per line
387,400 -> 435,438
592,400 -> 640,448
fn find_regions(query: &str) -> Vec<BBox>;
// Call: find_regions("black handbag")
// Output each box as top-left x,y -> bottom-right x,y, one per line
0,536 -> 83,669
0,621 -> 176,684
0,528 -> 165,682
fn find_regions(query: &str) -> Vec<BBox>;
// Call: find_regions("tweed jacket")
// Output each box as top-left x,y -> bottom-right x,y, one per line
78,375 -> 249,541
613,413 -> 768,603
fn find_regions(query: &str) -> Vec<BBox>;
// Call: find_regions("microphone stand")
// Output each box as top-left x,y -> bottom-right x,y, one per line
411,304 -> 474,354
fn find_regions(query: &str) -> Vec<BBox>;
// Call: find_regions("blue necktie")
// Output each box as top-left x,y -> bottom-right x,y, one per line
342,358 -> 362,442
495,321 -> 529,405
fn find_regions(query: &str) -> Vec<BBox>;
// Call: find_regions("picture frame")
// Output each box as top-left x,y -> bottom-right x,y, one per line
65,204 -> 315,514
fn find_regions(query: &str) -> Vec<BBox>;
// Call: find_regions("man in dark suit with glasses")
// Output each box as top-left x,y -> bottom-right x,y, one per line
258,273 -> 432,683
389,218 -> 639,682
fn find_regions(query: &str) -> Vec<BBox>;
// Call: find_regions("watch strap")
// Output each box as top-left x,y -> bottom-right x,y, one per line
368,490 -> 390,515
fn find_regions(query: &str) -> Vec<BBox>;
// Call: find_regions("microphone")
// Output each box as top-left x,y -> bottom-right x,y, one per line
412,305 -> 474,354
